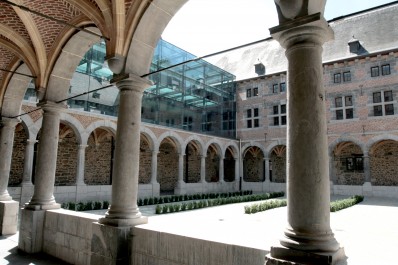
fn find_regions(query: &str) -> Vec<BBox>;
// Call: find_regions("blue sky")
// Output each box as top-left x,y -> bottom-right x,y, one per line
162,0 -> 395,57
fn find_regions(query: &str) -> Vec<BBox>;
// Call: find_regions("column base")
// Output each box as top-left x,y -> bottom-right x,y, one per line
265,245 -> 345,265
91,222 -> 139,265
24,202 -> 61,210
18,208 -> 46,253
175,181 -> 186,195
151,182 -> 160,197
362,182 -> 373,196
0,200 -> 19,235
99,215 -> 148,227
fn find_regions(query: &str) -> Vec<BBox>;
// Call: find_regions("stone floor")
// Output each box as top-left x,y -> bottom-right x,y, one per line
1,196 -> 397,264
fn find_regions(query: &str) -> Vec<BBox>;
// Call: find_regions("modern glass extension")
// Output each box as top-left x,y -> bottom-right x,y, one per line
24,39 -> 237,138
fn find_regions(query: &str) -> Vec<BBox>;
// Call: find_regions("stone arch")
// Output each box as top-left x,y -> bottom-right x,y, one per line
269,145 -> 287,183
243,141 -> 266,158
124,2 -> 187,76
223,141 -> 239,159
60,112 -> 85,144
205,142 -> 223,182
369,139 -> 398,186
183,135 -> 205,155
1,63 -> 33,118
243,145 -> 265,182
184,140 -> 202,183
332,141 -> 365,185
45,27 -> 102,103
19,113 -> 38,141
366,134 -> 398,155
140,127 -> 157,151
84,120 -> 117,145
158,136 -> 180,194
329,137 -> 365,156
85,127 -> 115,185
157,131 -> 184,154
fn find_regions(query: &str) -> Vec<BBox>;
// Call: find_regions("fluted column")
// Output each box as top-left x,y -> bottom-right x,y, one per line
267,4 -> 344,264
100,74 -> 151,226
0,118 -> 20,201
150,150 -> 158,184
21,139 -> 36,186
200,155 -> 206,183
26,101 -> 64,210
76,144 -> 87,185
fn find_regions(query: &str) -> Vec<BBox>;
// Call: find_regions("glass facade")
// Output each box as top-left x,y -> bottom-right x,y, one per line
23,39 -> 237,138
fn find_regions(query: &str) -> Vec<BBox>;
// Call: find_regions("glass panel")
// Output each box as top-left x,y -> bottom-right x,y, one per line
280,82 -> 286,92
253,87 -> 258,96
336,109 -> 343,120
254,108 -> 259,117
385,104 -> 394,115
373,92 -> 381,103
346,108 -> 353,119
384,91 -> 393,102
381,64 -> 391,75
247,109 -> 252,118
273,105 -> 279,114
281,104 -> 286,114
247,120 -> 252,128
274,117 -> 279,126
246,89 -> 251,98
254,119 -> 259,128
281,116 -> 286,125
335,97 -> 343,107
343,71 -> 351,82
273,84 -> 278,93
371,66 -> 379,77
334,73 -> 341,83
345,96 -> 353,106
374,105 -> 383,116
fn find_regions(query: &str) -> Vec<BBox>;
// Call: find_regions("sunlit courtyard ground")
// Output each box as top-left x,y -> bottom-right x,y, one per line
1,196 -> 397,265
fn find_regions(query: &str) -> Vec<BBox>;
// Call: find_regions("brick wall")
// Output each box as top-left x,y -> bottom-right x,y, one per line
158,142 -> 178,192
370,140 -> 398,186
84,134 -> 112,185
139,139 -> 152,184
10,127 -> 27,186
55,133 -> 78,185
334,144 -> 365,185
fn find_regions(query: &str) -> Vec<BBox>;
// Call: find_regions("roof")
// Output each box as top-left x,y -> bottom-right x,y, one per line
213,2 -> 398,81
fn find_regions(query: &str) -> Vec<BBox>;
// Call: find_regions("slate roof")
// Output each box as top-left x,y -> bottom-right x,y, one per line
213,2 -> 398,81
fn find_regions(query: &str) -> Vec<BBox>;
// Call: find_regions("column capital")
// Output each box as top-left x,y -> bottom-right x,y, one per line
113,73 -> 153,93
78,144 -> 88,150
270,13 -> 333,50
37,100 -> 66,114
0,117 -> 20,128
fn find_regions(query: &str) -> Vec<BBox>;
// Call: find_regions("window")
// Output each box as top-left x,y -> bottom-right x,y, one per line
273,105 -> 279,114
246,108 -> 259,128
381,64 -> 391,76
385,104 -> 394,115
346,157 -> 364,171
280,82 -> 286,92
273,84 -> 278,93
253,87 -> 259,97
335,97 -> 343,107
334,96 -> 354,120
384,91 -> 393,102
374,105 -> 383,116
373,92 -> 382,103
371,66 -> 380,77
334,73 -> 341,83
271,104 -> 287,126
343,71 -> 351,82
254,108 -> 259,117
372,91 -> 394,116
92,92 -> 101,99
246,89 -> 252,98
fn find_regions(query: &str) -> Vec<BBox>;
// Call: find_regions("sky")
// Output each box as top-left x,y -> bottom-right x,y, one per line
162,0 -> 396,57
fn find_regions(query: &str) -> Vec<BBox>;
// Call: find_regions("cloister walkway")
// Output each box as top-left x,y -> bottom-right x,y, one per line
1,196 -> 397,265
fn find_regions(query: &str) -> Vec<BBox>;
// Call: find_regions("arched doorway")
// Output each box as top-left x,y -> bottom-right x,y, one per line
370,140 -> 398,186
139,134 -> 152,184
184,141 -> 201,183
269,145 -> 286,183
332,142 -> 364,185
243,146 -> 264,182
158,137 -> 179,194
205,144 -> 220,182
224,147 -> 236,182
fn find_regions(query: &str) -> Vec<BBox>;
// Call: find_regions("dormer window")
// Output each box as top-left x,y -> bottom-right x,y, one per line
254,62 -> 265,76
348,36 -> 361,54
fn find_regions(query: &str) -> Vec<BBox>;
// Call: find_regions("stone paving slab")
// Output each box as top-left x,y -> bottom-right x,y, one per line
1,196 -> 397,265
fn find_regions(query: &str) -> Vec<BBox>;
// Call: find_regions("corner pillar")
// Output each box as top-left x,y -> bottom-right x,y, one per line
22,139 -> 36,186
150,150 -> 160,197
76,144 -> 88,185
200,155 -> 206,183
219,155 -> 225,183
266,5 -> 345,265
175,152 -> 186,194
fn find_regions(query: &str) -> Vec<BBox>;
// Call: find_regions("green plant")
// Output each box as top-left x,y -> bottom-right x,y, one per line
103,201 -> 109,209
93,201 -> 102,210
330,195 -> 364,212
155,205 -> 162,214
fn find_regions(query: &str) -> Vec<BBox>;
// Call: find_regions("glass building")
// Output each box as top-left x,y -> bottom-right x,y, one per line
24,39 -> 237,138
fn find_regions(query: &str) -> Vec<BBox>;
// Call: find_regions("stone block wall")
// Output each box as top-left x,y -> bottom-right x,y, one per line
84,135 -> 112,185
158,142 -> 178,192
43,209 -> 99,265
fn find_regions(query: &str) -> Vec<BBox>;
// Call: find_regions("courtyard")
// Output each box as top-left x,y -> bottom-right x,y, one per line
1,195 -> 397,265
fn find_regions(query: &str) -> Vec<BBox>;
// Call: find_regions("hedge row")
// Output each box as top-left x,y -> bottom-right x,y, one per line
330,195 -> 364,212
138,190 -> 254,206
61,201 -> 109,211
155,192 -> 284,214
244,199 -> 287,214
243,195 -> 364,214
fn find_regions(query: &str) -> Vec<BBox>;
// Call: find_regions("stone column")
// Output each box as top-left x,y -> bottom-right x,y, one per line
219,155 -> 224,183
234,158 -> 239,182
363,151 -> 371,183
266,4 -> 344,264
100,74 -> 151,227
0,118 -> 19,201
150,150 -> 158,184
264,157 -> 270,183
200,155 -> 206,183
76,144 -> 88,185
21,139 -> 36,186
25,101 -> 64,210
178,152 -> 184,184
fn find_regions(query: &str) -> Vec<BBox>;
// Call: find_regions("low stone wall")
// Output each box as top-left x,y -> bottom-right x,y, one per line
332,184 -> 398,198
131,227 -> 267,265
43,209 -> 99,265
242,181 -> 286,194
